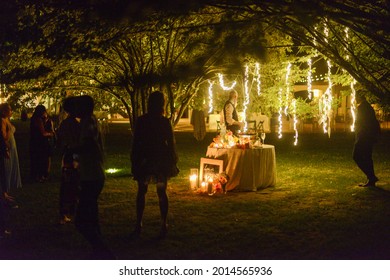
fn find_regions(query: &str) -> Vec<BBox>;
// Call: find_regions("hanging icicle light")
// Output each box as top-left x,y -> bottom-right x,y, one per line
344,27 -> 350,61
278,88 -> 283,139
344,27 -> 357,132
307,59 -> 312,100
218,73 -> 236,91
243,64 -> 250,131
255,62 -> 261,96
208,80 -> 214,114
284,62 -> 291,116
350,79 -> 357,132
292,99 -> 298,146
320,60 -> 333,135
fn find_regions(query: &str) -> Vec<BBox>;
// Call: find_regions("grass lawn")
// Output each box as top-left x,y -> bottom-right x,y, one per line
1,121 -> 390,260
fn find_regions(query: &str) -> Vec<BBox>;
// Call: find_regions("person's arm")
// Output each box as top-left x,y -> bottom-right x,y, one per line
35,118 -> 54,137
1,118 -> 10,142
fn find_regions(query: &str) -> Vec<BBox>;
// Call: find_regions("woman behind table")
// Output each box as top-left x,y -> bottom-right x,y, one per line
131,91 -> 179,239
29,105 -> 54,182
0,103 -> 22,201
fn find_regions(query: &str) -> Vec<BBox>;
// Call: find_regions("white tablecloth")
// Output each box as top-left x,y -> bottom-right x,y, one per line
206,145 -> 276,191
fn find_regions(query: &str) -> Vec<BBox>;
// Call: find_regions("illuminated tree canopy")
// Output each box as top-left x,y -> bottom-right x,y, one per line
0,0 -> 388,130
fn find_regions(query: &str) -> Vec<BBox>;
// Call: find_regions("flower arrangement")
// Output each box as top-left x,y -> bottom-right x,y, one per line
213,172 -> 230,194
197,172 -> 230,195
209,130 -> 239,148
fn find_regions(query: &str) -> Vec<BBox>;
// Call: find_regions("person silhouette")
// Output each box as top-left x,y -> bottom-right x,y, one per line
131,91 -> 179,239
353,92 -> 381,187
73,95 -> 115,259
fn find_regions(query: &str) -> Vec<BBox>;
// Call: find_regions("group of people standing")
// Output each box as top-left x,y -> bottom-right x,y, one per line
0,88 -> 380,258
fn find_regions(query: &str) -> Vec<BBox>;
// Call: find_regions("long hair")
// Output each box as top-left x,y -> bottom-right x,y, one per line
32,105 -> 47,119
0,103 -> 10,118
148,91 -> 165,115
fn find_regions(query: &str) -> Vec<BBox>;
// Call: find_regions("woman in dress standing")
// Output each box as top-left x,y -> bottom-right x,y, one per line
131,91 -> 179,238
29,105 -> 54,182
0,103 -> 22,195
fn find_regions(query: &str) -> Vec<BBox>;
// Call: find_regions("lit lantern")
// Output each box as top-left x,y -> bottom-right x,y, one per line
189,168 -> 198,191
200,181 -> 207,193
207,176 -> 214,196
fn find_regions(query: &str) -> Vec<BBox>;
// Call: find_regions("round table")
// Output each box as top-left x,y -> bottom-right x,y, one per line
206,145 -> 276,191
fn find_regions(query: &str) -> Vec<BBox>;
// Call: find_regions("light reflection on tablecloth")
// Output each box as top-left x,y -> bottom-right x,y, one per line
206,145 -> 276,191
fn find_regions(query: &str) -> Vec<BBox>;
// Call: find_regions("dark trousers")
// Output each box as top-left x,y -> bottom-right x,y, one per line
75,179 -> 105,250
353,137 -> 376,181
30,149 -> 50,180
59,167 -> 79,218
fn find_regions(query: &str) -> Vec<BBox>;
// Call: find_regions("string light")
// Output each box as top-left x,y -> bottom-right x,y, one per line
243,64 -> 250,131
307,59 -> 312,100
278,88 -> 283,139
255,62 -> 261,96
324,22 -> 329,43
350,79 -> 356,132
320,60 -> 333,135
284,62 -> 291,116
344,27 -> 356,132
208,80 -> 214,114
344,27 -> 350,61
218,73 -> 236,91
292,99 -> 298,145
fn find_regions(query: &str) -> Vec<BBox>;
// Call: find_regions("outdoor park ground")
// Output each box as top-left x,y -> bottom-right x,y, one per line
0,120 -> 390,260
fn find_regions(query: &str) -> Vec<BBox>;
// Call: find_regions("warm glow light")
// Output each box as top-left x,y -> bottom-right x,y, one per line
292,99 -> 298,146
208,80 -> 214,114
106,168 -> 121,174
284,63 -> 291,116
320,60 -> 333,136
255,62 -> 261,96
324,22 -> 329,43
307,59 -> 312,100
344,27 -> 350,60
243,65 -> 250,131
313,89 -> 320,98
278,88 -> 283,139
189,173 -> 198,190
350,79 -> 357,132
218,73 -> 236,91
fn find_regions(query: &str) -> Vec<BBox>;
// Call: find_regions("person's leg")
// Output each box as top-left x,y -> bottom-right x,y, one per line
353,139 -> 377,185
75,180 -> 108,254
134,181 -> 148,234
156,177 -> 168,237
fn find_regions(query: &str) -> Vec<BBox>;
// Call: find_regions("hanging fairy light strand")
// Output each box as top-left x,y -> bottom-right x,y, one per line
344,27 -> 357,132
284,62 -> 291,116
344,27 -> 350,61
321,59 -> 333,135
350,79 -> 357,132
243,64 -> 250,131
218,73 -> 236,91
292,99 -> 298,145
278,88 -> 283,139
307,59 -> 312,100
208,80 -> 214,114
255,62 -> 261,96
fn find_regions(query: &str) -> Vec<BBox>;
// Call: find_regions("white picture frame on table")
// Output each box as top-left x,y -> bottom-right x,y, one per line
199,158 -> 223,182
